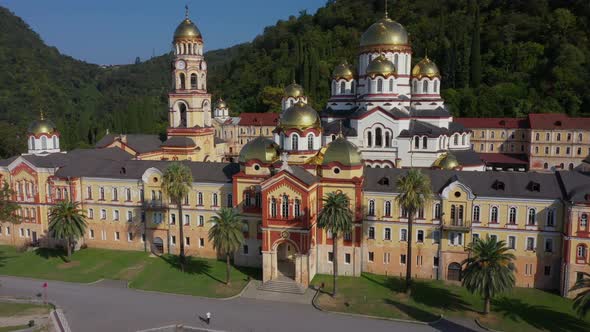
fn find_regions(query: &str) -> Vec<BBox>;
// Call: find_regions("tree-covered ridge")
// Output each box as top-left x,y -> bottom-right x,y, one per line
1,1 -> 589,157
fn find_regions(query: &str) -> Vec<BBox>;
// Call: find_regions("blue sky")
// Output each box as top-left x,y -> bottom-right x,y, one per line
1,0 -> 326,65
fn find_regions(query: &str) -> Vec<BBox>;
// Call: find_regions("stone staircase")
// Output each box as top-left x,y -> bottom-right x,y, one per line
257,279 -> 306,294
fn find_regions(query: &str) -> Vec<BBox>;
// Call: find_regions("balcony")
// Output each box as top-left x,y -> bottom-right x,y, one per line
442,219 -> 471,232
142,200 -> 168,210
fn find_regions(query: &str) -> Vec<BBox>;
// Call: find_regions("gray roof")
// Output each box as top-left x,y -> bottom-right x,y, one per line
453,149 -> 484,166
0,148 -> 132,169
96,134 -> 163,154
161,137 -> 196,148
557,171 -> 590,203
322,120 -> 358,137
364,168 -> 562,200
288,166 -> 319,186
350,106 -> 410,119
410,107 -> 451,118
398,120 -> 469,138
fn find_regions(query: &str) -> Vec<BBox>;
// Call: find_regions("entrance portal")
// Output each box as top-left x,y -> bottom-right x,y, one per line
153,237 -> 164,255
447,262 -> 462,281
276,242 -> 296,280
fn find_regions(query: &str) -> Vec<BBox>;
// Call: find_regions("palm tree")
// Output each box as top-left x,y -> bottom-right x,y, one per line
317,192 -> 353,297
208,207 -> 245,285
162,162 -> 193,270
48,200 -> 87,261
0,181 -> 20,245
570,272 -> 590,317
462,236 -> 516,314
395,169 -> 432,294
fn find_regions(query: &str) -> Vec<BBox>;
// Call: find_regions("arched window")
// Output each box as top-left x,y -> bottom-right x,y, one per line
190,74 -> 197,89
282,195 -> 289,218
559,162 -> 564,169
579,133 -> 583,142
41,136 -> 47,150
422,137 -> 427,149
458,206 -> 464,221
577,245 -> 587,260
509,207 -> 517,224
307,134 -> 314,150
453,134 -> 459,146
384,201 -> 391,216
434,203 -> 441,219
179,103 -> 187,127
491,206 -> 498,223
294,199 -> 301,217
368,200 -> 375,216
291,134 -> 299,150
423,81 -> 428,93
535,133 -> 540,141
126,188 -> 131,201
213,193 -> 218,207
179,73 -> 186,90
377,79 -> 383,92
270,198 -> 277,218
415,136 -> 420,149
394,54 -> 398,68
569,163 -> 574,170
461,134 -> 466,145
580,213 -> 588,229
413,80 -> 418,93
389,79 -> 394,92
30,137 -> 35,150
528,208 -> 536,225
332,81 -> 336,95
450,205 -> 456,222
473,206 -> 480,222
197,192 -> 203,206
340,81 -> 346,94
367,131 -> 373,147
543,162 -> 548,169
434,80 -> 438,92
375,128 -> 383,147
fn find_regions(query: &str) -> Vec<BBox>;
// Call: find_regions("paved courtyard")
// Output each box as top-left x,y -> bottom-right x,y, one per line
0,276 -> 480,332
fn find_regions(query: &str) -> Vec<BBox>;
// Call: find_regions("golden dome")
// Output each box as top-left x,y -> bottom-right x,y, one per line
28,118 -> 57,136
174,18 -> 202,41
284,82 -> 304,98
360,18 -> 408,48
238,136 -> 280,164
433,152 -> 460,170
216,99 -> 227,109
332,62 -> 354,80
366,55 -> 396,77
412,56 -> 440,79
280,101 -> 321,130
322,137 -> 363,167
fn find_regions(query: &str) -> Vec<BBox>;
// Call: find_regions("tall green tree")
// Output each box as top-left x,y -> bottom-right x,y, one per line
208,207 -> 245,285
162,163 -> 193,270
395,170 -> 432,294
469,1 -> 481,88
317,192 -> 353,297
462,236 -> 516,314
0,181 -> 19,223
48,200 -> 87,261
570,272 -> 590,318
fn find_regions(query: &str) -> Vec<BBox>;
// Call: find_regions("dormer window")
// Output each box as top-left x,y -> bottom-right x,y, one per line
378,177 -> 390,186
528,181 -> 541,192
492,180 -> 505,191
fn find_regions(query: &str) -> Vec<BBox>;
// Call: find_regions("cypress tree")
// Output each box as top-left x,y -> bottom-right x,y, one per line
470,2 -> 481,88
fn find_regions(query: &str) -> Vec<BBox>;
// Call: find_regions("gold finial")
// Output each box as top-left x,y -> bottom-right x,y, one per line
385,0 -> 388,19
425,48 -> 428,59
185,4 -> 189,19
338,120 -> 344,138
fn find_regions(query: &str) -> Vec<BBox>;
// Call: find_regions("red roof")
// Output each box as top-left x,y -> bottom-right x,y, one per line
454,117 -> 528,129
238,113 -> 279,126
527,113 -> 590,130
479,153 -> 528,165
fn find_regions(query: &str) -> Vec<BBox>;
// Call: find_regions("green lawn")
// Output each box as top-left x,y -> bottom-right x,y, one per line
0,245 -> 259,298
0,301 -> 50,317
0,325 -> 29,332
312,273 -> 590,332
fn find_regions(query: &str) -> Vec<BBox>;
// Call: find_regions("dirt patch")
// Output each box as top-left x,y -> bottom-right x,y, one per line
116,262 -> 147,280
57,261 -> 80,269
82,260 -> 109,273
478,313 -> 501,326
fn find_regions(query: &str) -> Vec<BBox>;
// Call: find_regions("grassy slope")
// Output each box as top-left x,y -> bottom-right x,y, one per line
312,273 -> 590,332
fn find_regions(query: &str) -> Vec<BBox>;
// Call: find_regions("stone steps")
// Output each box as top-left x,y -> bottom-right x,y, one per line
258,280 -> 306,294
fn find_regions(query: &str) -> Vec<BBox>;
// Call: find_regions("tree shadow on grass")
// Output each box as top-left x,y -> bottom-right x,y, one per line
233,264 -> 262,281
34,248 -> 66,262
0,250 -> 11,268
159,255 -> 224,284
492,297 -> 590,332
383,299 -> 439,322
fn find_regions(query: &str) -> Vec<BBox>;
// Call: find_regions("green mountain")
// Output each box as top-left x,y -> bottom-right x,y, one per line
1,1 -> 589,157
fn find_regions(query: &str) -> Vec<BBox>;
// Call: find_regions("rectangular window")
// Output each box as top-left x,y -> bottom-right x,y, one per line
400,229 -> 407,241
141,233 -> 146,243
199,238 -> 205,248
545,238 -> 553,253
526,237 -> 535,251
127,232 -> 133,241
115,232 -> 120,241
243,245 -> 249,255
185,237 -> 191,246
101,230 -> 106,240
417,230 -> 424,243
328,252 -> 334,263
432,230 -> 440,244
577,272 -> 585,282
383,252 -> 390,264
184,214 -> 190,226
127,211 -> 133,222
100,209 -> 106,220
544,266 -> 551,276
508,236 -> 516,249
26,229 -> 30,237
345,253 -> 351,264
19,228 -> 24,237
343,232 -> 352,241
6,226 -> 9,235
86,186 -> 92,199
170,235 -> 176,245
113,210 -> 120,221
89,229 -> 94,239
434,256 -> 439,267
416,255 -> 423,266
170,214 -> 176,225
400,254 -> 406,265
199,215 -> 204,227
368,226 -> 375,239
368,252 -> 374,262
490,234 -> 497,242
88,209 -> 94,219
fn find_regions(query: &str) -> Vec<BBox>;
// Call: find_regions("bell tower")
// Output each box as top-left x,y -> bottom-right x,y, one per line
168,6 -> 211,129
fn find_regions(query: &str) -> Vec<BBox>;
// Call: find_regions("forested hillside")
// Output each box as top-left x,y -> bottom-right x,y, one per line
1,0 -> 589,157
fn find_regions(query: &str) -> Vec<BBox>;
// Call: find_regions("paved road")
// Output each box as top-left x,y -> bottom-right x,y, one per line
0,276 -> 479,332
